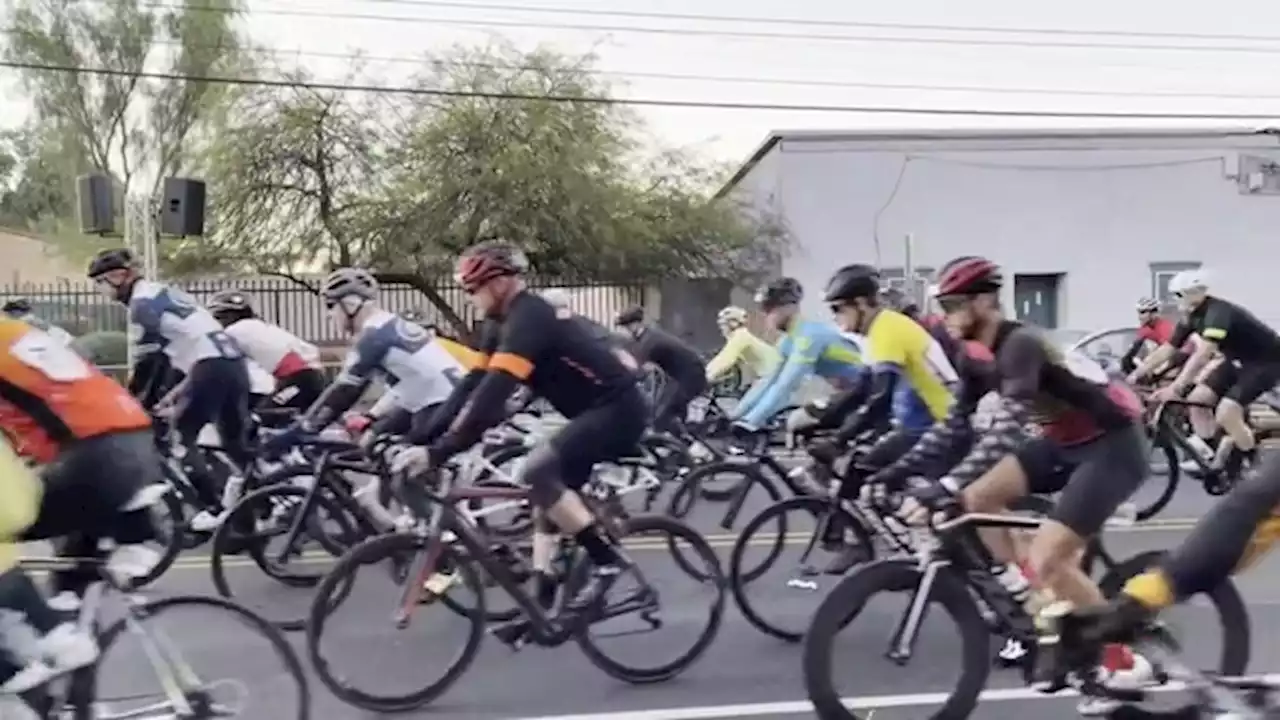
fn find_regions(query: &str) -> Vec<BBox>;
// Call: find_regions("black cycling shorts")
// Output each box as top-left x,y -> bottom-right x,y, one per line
1202,360 -> 1280,406
547,391 -> 649,491
1014,423 -> 1148,537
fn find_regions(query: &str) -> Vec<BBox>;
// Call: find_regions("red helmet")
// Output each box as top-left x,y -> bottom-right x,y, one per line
454,241 -> 529,290
936,256 -> 1002,297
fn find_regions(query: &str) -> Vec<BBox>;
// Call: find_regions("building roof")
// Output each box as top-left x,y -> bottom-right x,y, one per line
716,126 -> 1280,199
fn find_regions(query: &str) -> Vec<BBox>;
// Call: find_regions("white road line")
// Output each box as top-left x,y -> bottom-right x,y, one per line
512,674 -> 1280,720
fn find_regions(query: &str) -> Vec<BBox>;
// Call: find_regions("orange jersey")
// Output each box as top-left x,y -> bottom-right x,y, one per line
0,320 -> 151,463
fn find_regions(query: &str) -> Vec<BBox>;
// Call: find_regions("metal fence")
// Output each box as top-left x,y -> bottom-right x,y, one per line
4,275 -> 646,344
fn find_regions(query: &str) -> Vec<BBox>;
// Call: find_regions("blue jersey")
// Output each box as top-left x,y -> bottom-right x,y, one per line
129,280 -> 242,373
734,319 -> 864,429
337,309 -> 465,412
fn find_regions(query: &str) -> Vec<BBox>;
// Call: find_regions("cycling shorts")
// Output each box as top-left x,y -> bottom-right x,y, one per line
1014,422 -> 1147,537
1202,359 -> 1280,406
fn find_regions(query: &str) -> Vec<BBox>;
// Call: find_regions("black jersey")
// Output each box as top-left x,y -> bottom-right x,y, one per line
1170,296 -> 1280,364
478,291 -> 639,418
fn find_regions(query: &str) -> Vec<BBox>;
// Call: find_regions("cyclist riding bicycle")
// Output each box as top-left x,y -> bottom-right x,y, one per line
88,248 -> 252,533
207,289 -> 325,411
731,277 -> 864,431
705,305 -> 779,384
1,298 -> 73,346
1128,269 -> 1280,477
272,268 -> 470,447
391,240 -> 648,630
872,255 -> 1150,714
615,305 -> 706,435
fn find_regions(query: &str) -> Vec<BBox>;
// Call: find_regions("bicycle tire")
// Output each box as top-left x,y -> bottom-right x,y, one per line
209,483 -> 361,632
95,595 -> 311,720
573,514 -> 725,684
803,559 -> 991,720
1098,550 -> 1250,676
1134,429 -> 1181,521
730,496 -> 873,642
132,486 -> 186,587
306,532 -> 486,712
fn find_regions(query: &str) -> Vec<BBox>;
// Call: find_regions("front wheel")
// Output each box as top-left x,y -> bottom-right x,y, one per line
803,560 -> 991,720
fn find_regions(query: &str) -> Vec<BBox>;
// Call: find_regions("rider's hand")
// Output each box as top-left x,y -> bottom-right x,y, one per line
388,445 -> 432,476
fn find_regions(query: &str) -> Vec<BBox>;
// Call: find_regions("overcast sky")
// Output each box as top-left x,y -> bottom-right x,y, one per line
10,0 -> 1280,167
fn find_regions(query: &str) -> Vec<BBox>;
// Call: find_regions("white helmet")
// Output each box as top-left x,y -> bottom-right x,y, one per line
1135,296 -> 1159,313
1168,269 -> 1210,295
717,305 -> 748,327
541,288 -> 571,310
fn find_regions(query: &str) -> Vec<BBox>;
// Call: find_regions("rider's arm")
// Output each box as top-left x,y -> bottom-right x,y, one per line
739,334 -> 820,429
298,331 -> 388,431
706,328 -> 748,382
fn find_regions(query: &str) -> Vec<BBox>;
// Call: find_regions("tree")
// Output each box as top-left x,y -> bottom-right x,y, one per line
4,0 -> 248,199
194,43 -> 789,335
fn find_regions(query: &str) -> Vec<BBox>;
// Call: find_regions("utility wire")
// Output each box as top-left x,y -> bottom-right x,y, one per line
124,0 -> 1280,55
3,58 -> 1280,119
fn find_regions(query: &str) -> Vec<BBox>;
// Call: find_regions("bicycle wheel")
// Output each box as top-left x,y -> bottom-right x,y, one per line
209,483 -> 361,631
573,514 -> 725,684
1098,550 -> 1250,676
306,532 -> 486,712
730,496 -> 873,642
803,559 -> 991,720
94,595 -> 310,720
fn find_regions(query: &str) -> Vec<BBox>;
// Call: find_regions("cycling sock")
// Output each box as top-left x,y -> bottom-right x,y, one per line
574,524 -> 621,567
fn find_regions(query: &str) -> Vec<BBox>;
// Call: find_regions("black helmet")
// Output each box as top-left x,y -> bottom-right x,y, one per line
208,289 -> 255,316
2,297 -> 31,315
615,304 -> 645,326
87,247 -> 136,278
824,264 -> 881,303
755,277 -> 803,310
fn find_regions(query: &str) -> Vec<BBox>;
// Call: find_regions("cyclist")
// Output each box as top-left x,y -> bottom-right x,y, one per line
2,298 -> 74,346
0,319 -> 164,609
809,264 -> 957,571
731,277 -> 864,431
1128,269 -> 1280,477
390,240 -> 647,635
705,306 -> 779,384
206,290 -> 325,411
615,305 -> 706,435
88,248 -> 252,533
275,268 -> 467,446
871,256 -> 1150,712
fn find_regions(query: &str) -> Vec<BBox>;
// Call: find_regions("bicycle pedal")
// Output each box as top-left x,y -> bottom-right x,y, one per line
490,620 -> 533,650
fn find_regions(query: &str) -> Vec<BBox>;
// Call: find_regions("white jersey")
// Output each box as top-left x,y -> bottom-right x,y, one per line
339,309 -> 464,412
128,279 -> 243,373
223,318 -> 320,379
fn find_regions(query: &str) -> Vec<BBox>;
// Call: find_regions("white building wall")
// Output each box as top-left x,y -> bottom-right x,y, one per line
747,129 -> 1280,330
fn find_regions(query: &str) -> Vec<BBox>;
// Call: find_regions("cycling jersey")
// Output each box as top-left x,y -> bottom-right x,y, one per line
222,318 -> 320,380
863,309 -> 956,428
129,280 -> 243,372
336,310 -> 464,413
1170,296 -> 1280,363
735,319 -> 864,429
629,326 -> 705,387
706,327 -> 780,381
0,320 -> 150,463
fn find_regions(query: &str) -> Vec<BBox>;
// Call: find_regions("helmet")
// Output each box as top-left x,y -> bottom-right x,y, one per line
823,264 -> 881,303
935,256 -> 1003,297
615,304 -> 645,326
1168,269 -> 1209,295
208,289 -> 254,316
1136,297 -> 1159,313
755,277 -> 803,309
321,267 -> 378,303
716,306 -> 748,327
541,288 -> 571,310
454,240 -> 529,290
87,247 -> 136,278
2,297 -> 31,315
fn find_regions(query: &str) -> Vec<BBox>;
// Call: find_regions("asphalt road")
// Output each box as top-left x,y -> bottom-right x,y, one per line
14,469 -> 1264,720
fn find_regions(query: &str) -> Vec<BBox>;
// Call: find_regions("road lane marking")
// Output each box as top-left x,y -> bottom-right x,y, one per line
511,673 -> 1280,719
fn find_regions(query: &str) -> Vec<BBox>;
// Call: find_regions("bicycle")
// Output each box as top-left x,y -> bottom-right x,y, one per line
305,462 -> 725,713
13,557 -> 309,720
802,505 -> 1250,719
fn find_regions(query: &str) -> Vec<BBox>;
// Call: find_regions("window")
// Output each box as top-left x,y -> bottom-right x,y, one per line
1150,261 -> 1201,312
